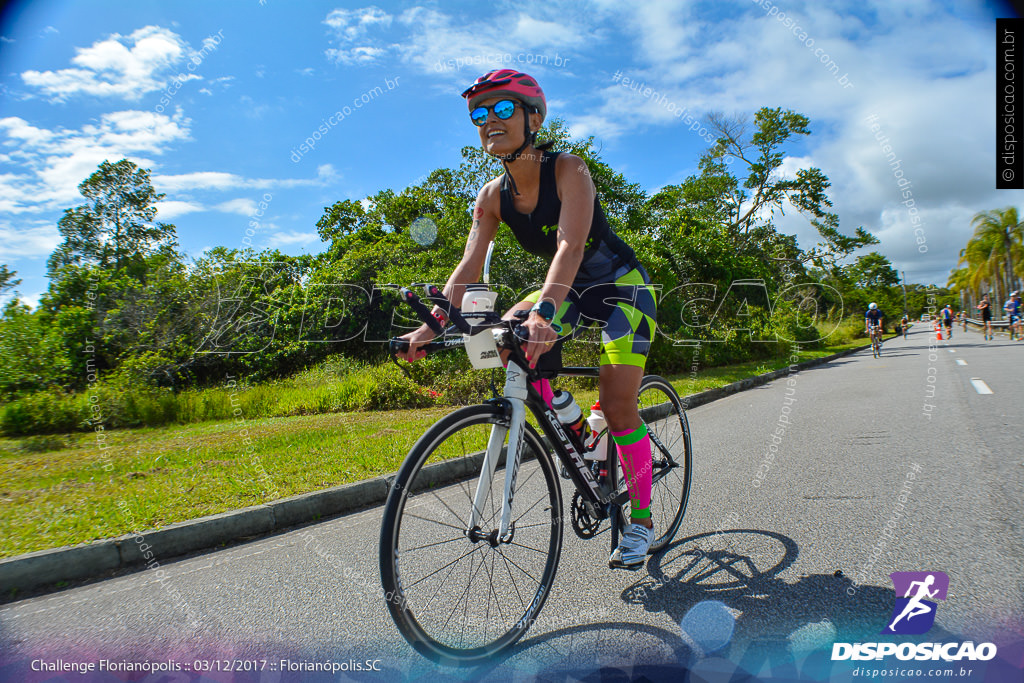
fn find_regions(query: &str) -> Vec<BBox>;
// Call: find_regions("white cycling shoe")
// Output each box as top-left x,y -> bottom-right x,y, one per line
609,522 -> 655,569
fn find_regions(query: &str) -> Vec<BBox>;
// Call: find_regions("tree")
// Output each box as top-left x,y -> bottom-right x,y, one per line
47,159 -> 178,278
848,252 -> 899,289
0,265 -> 20,295
695,107 -> 877,269
969,207 -> 1023,299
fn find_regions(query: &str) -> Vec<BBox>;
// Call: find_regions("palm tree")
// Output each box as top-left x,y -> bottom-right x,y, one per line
947,266 -> 972,312
970,207 -> 1023,299
958,235 -> 1001,306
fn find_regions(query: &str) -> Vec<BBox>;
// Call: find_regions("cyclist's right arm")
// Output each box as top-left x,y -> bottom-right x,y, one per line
396,181 -> 502,362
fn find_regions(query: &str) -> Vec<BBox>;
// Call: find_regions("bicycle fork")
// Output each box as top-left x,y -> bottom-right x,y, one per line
467,363 -> 529,544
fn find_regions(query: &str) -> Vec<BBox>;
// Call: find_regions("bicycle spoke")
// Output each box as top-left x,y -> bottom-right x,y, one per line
444,547 -> 490,639
506,540 -> 550,556
511,489 -> 550,526
405,544 -> 486,590
401,535 -> 469,553
428,488 -> 470,530
497,547 -> 527,612
401,512 -> 465,534
495,546 -> 543,585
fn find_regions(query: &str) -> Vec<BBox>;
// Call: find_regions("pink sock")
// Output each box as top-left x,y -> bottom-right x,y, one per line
530,378 -> 555,408
611,425 -> 652,518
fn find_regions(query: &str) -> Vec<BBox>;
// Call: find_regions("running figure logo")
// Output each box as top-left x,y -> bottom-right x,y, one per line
882,571 -> 949,635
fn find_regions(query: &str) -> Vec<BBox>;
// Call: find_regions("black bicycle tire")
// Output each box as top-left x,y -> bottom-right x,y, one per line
616,375 -> 693,552
379,404 -> 564,665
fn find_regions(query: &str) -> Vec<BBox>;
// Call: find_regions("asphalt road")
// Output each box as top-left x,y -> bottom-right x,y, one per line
2,324 -> 1022,681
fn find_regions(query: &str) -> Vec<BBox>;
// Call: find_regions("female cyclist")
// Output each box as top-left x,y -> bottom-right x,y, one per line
396,69 -> 659,569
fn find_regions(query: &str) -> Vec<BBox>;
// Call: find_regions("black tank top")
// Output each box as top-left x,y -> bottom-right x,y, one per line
499,151 -> 639,287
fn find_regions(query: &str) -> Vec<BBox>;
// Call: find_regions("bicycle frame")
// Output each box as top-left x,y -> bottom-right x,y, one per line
391,280 -> 682,548
466,359 -> 610,541
467,357 -> 683,548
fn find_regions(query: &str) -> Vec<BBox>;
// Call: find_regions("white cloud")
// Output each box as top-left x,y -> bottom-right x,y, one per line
316,163 -> 339,183
215,198 -> 258,215
324,6 -> 393,64
0,221 -> 61,259
20,25 -> 220,101
0,110 -> 190,213
153,170 -> 329,193
324,6 -> 392,39
155,200 -> 205,219
323,2 -> 590,75
22,26 -> 184,100
0,291 -> 44,310
263,230 -> 319,248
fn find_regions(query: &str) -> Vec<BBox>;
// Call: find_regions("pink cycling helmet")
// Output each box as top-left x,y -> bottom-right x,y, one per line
461,69 -> 546,120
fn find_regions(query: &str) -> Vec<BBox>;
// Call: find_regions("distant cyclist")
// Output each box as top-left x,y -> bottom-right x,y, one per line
901,313 -> 909,339
976,295 -> 993,340
959,310 -> 967,333
940,304 -> 954,340
865,303 -> 884,347
1004,291 -> 1020,341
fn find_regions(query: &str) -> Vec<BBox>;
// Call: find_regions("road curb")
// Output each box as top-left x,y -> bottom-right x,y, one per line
0,342 -> 872,597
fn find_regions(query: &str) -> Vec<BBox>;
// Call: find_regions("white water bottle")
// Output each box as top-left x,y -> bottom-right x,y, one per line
584,401 -> 607,461
551,391 -> 588,445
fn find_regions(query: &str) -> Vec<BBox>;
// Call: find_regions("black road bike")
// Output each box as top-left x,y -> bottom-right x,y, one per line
378,279 -> 693,664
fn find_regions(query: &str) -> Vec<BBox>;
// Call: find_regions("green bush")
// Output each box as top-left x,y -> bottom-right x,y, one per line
0,389 -> 84,435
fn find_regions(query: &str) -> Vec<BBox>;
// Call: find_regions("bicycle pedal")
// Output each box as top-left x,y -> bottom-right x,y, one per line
608,560 -> 644,571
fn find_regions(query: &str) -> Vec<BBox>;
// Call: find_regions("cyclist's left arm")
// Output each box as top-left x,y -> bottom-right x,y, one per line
520,154 -> 593,367
538,153 -> 593,311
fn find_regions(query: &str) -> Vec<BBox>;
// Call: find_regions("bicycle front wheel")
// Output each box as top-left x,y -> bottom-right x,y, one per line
635,375 -> 693,552
379,404 -> 563,664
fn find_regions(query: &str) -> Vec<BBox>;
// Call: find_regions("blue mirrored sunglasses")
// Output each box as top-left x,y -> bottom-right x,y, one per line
470,99 -> 518,126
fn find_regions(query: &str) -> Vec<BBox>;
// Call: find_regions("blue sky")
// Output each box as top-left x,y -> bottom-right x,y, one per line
0,0 -> 1016,306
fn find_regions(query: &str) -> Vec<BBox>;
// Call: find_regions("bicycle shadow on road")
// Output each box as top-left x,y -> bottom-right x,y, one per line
474,620 -> 695,681
628,528 -> 909,651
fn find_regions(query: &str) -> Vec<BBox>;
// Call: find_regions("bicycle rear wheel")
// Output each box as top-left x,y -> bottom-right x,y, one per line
633,375 -> 693,552
379,404 -> 563,664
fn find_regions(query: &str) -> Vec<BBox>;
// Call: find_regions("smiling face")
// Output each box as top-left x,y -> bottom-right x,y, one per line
474,96 -> 541,156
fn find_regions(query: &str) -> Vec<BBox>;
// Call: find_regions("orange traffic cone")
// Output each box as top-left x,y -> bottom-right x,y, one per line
936,326 -> 943,341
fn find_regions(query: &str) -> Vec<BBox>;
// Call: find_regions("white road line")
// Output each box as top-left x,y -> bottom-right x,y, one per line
948,349 -> 956,353
956,359 -> 967,366
969,378 -> 994,394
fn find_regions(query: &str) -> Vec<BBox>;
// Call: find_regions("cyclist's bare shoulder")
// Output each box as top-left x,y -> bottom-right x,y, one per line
553,153 -> 592,188
476,177 -> 503,212
553,152 -> 589,175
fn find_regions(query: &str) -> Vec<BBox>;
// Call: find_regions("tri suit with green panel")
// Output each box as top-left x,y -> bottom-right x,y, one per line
499,150 -> 658,368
